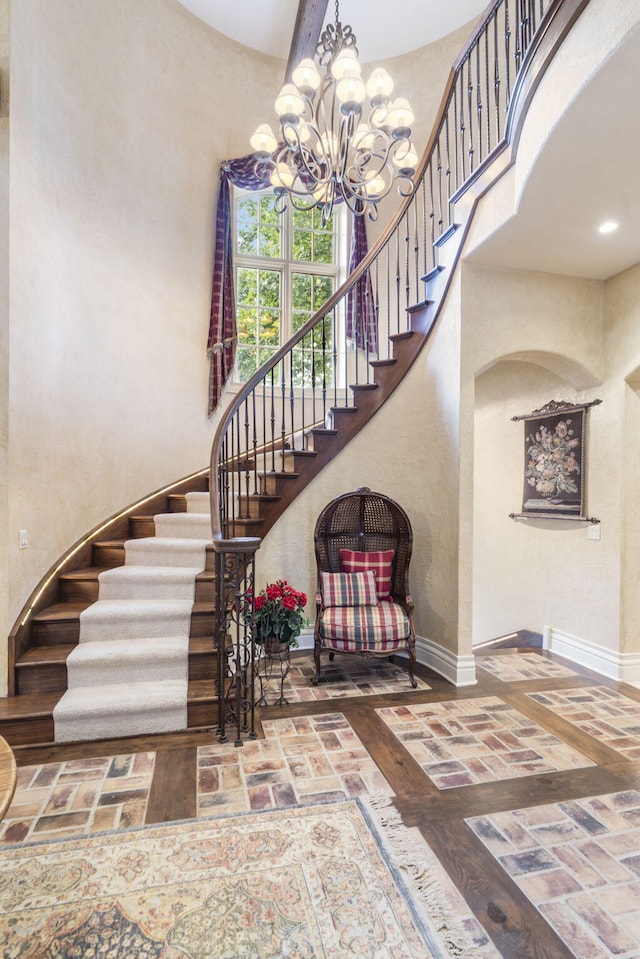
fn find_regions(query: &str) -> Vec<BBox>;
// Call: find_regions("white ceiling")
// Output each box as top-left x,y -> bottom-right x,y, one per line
176,0 -> 488,62
177,0 -> 640,283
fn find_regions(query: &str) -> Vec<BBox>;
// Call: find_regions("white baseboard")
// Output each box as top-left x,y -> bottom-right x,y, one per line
544,626 -> 640,685
416,635 -> 477,687
296,630 -> 476,687
296,628 -> 314,652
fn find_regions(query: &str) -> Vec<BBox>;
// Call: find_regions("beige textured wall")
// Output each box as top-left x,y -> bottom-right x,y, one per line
0,0 -> 9,696
605,262 -> 640,655
467,260 -> 640,659
464,265 -> 614,649
7,0 -> 281,638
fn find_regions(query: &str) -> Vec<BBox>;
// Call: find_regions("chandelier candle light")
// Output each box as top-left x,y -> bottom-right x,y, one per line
250,0 -> 418,223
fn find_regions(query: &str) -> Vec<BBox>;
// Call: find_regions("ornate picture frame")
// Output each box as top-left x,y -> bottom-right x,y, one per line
510,399 -> 601,521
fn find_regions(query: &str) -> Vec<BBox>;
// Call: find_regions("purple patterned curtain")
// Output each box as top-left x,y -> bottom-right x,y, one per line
207,156 -> 375,411
346,210 -> 376,354
207,155 -> 268,414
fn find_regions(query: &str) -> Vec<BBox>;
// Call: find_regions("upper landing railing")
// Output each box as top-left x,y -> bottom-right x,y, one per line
209,0 -> 587,545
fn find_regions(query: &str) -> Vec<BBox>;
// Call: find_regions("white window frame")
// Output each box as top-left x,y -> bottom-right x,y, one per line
232,186 -> 348,386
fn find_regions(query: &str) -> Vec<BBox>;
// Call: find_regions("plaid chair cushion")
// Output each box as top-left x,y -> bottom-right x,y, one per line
340,549 -> 395,599
319,600 -> 410,652
320,570 -> 378,608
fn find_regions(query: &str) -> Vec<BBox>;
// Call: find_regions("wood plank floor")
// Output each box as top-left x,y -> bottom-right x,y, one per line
4,646 -> 640,959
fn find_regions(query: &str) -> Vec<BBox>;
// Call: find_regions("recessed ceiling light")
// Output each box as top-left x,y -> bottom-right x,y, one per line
598,220 -> 619,234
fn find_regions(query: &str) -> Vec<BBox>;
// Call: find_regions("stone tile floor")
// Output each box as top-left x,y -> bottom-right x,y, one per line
377,696 -> 594,789
256,651 -> 430,705
0,752 -> 155,845
477,652 -> 579,682
467,790 -> 640,959
528,686 -> 640,761
197,711 -> 392,816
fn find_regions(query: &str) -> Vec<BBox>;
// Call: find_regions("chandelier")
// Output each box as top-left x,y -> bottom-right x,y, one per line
249,0 -> 418,223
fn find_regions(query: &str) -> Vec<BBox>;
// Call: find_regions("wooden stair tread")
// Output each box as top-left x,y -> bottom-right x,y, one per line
0,690 -> 61,720
16,644 -> 75,667
60,567 -> 112,582
33,602 -> 92,623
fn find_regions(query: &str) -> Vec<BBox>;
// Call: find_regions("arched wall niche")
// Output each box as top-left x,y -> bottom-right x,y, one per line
476,350 -> 600,391
472,352 -> 613,651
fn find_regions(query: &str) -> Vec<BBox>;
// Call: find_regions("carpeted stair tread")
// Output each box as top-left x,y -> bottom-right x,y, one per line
185,491 -> 211,512
98,565 -> 202,600
153,513 -> 212,539
79,598 -> 194,642
53,680 -> 188,742
124,537 -> 210,568
66,636 -> 188,687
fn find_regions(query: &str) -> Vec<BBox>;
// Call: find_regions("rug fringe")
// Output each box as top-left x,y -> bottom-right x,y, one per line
365,791 -> 476,959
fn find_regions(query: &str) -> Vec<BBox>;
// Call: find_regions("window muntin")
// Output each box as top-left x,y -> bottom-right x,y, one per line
234,191 -> 342,385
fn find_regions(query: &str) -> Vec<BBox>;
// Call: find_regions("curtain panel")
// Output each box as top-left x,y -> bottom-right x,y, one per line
207,154 -> 267,415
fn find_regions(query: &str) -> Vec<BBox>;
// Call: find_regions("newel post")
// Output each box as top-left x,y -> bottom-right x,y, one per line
213,536 -> 261,746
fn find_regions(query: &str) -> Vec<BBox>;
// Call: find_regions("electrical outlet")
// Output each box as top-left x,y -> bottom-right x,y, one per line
588,524 -> 601,541
19,529 -> 28,549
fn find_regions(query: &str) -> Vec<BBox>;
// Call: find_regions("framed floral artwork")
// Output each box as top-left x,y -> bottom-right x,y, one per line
511,399 -> 601,520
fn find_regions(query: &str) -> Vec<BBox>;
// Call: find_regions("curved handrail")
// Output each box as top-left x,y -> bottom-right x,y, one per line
209,0 -> 581,541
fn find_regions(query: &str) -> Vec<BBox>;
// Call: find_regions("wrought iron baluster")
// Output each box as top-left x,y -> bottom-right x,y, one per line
484,27 -> 491,157
280,358 -> 287,470
251,390 -> 259,496
504,0 -> 512,110
459,68 -> 467,182
242,399 -> 251,518
421,174 -> 428,278
395,232 -> 401,334
269,368 -> 276,473
404,212 -> 411,313
311,327 -> 317,430
413,191 -> 420,299
494,10 -> 501,144
444,114 -> 452,233
436,136 -> 444,237
475,40 -> 482,164
288,348 -> 295,453
466,57 -> 474,173
452,85 -> 460,193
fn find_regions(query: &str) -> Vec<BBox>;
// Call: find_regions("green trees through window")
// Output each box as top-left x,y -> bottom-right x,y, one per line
235,192 -> 341,385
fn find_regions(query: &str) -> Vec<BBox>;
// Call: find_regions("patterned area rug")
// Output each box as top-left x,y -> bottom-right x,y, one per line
0,799 -> 464,959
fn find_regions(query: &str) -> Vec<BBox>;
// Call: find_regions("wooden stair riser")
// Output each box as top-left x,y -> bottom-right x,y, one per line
234,494 -> 280,520
256,471 -> 300,497
129,516 -> 157,538
15,641 -> 218,696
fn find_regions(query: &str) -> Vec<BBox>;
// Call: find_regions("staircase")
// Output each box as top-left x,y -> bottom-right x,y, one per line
1,0 -> 589,747
2,475 -> 219,745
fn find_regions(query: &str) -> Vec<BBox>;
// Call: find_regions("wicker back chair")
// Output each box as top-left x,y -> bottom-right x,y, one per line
313,487 -> 417,686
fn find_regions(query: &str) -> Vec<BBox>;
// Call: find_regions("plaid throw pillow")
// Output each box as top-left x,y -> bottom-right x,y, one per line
340,549 -> 395,599
320,570 -> 378,608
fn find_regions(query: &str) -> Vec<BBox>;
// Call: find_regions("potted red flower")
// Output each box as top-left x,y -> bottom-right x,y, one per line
249,580 -> 308,651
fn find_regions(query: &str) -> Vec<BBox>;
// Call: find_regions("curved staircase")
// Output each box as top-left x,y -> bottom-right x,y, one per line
1,0 -> 590,747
